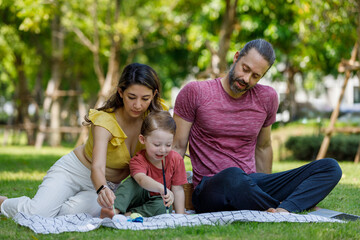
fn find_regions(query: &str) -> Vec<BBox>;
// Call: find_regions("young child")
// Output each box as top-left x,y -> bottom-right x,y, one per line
100,111 -> 187,219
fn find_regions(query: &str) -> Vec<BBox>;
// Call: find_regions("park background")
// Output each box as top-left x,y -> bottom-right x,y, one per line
0,0 -> 360,239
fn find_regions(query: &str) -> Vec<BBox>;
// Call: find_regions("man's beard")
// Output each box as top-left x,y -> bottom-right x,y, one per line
228,66 -> 250,94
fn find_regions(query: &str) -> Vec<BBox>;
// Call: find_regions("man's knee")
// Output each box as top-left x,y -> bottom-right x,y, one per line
316,158 -> 342,183
318,158 -> 342,177
325,158 -> 342,181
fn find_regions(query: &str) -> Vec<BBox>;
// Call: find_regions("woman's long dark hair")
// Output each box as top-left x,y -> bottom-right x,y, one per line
84,63 -> 162,124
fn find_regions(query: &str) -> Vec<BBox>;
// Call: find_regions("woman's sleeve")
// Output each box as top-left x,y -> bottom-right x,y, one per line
88,109 -> 125,146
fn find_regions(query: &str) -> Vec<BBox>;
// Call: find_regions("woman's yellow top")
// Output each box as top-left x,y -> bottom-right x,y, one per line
84,101 -> 168,169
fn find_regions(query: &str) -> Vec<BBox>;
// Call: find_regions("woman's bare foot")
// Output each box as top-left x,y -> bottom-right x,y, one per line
100,207 -> 118,219
0,196 -> 8,207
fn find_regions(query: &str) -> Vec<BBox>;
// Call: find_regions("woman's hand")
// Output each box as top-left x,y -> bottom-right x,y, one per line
161,188 -> 174,207
97,186 -> 116,208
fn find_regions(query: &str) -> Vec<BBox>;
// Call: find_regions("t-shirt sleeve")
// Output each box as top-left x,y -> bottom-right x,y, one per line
173,81 -> 200,123
88,109 -> 126,146
170,152 -> 188,186
130,151 -> 148,177
263,87 -> 279,127
88,109 -> 115,132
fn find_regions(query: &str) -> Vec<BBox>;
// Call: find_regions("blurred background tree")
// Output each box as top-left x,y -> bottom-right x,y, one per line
0,0 -> 358,147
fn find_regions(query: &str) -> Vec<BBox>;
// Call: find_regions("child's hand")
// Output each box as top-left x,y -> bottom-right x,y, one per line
161,188 -> 174,207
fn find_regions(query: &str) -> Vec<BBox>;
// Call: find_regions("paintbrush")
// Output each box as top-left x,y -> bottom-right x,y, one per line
161,159 -> 170,214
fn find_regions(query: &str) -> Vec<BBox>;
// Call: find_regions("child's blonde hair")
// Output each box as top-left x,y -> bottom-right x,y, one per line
141,111 -> 176,137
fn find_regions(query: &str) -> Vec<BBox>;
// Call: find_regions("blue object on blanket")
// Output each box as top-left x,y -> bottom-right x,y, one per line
132,217 -> 144,223
127,217 -> 143,223
127,213 -> 143,223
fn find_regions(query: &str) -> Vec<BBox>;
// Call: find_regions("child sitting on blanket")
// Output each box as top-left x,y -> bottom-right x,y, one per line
100,111 -> 187,219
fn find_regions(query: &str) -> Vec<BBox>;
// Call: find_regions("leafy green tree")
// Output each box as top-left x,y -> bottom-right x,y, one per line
0,0 -> 52,144
1,0 -> 359,147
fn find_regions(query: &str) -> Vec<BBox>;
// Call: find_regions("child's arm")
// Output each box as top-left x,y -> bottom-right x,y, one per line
171,185 -> 185,214
133,172 -> 174,206
133,172 -> 165,193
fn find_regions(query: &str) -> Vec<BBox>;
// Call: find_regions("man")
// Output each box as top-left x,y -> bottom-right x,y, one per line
173,39 -> 342,213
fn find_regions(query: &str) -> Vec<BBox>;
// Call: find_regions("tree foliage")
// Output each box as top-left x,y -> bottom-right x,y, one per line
0,0 -> 358,145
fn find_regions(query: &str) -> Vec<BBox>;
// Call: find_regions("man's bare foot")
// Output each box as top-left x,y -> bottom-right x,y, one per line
0,196 -> 8,207
266,208 -> 276,213
100,207 -> 116,219
266,207 -> 289,213
311,206 -> 321,211
274,207 -> 289,213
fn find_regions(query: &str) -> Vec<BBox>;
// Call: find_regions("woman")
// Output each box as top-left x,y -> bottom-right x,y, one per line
0,63 -> 167,218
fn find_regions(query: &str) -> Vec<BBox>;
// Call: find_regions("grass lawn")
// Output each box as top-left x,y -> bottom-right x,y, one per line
0,145 -> 359,240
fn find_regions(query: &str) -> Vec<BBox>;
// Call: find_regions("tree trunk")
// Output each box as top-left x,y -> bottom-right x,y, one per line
284,65 -> 297,121
94,38 -> 120,108
14,54 -> 35,145
49,14 -> 64,146
70,0 -> 121,108
200,0 -> 238,79
35,12 -> 64,148
317,43 -> 358,160
218,0 -> 238,73
94,0 -> 121,108
75,93 -> 88,147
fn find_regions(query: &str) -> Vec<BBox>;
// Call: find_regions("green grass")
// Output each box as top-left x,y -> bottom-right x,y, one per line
0,146 -> 360,240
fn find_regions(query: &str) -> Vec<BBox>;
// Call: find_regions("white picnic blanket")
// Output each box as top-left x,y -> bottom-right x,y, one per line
13,210 -> 343,234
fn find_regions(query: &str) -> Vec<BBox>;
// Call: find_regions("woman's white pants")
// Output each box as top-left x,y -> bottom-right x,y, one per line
1,151 -> 101,218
